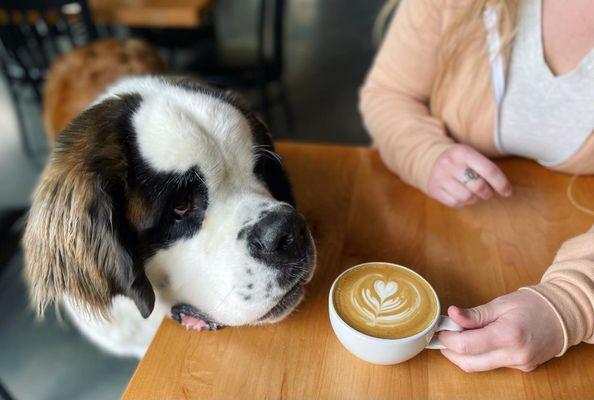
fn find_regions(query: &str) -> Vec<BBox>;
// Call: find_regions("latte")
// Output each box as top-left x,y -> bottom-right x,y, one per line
332,263 -> 438,339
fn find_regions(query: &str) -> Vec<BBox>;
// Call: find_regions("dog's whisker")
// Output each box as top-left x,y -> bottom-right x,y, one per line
210,286 -> 236,316
252,144 -> 282,165
193,170 -> 206,186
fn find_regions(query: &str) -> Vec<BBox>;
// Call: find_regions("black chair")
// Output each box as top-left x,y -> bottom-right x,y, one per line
196,0 -> 293,131
0,0 -> 97,159
0,378 -> 14,400
0,211 -> 20,397
0,7 -> 97,393
131,23 -> 217,68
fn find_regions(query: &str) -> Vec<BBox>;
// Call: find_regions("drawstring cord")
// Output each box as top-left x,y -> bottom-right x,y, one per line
567,175 -> 594,216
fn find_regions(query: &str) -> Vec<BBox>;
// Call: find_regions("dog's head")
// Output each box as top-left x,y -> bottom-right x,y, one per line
24,77 -> 315,327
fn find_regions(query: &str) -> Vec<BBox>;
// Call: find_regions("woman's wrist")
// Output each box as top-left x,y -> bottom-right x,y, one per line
518,286 -> 569,356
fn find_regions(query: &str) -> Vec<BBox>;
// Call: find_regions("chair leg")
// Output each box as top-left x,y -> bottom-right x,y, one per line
259,84 -> 272,127
8,87 -> 36,160
17,119 -> 36,161
278,80 -> 295,133
0,208 -> 27,271
169,48 -> 178,70
0,378 -> 15,400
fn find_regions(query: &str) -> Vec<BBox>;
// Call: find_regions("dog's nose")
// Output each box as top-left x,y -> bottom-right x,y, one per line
248,208 -> 308,262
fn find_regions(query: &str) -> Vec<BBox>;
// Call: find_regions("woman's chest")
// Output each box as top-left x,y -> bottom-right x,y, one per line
542,0 -> 594,76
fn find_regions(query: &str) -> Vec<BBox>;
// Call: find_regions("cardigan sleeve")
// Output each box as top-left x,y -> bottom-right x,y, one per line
520,226 -> 594,355
359,0 -> 456,192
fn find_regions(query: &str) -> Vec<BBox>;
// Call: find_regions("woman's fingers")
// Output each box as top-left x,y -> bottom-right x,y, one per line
440,348 -> 514,373
428,144 -> 512,208
455,166 -> 494,200
467,178 -> 494,200
462,151 -> 512,197
443,179 -> 478,206
439,324 -> 503,355
437,189 -> 459,208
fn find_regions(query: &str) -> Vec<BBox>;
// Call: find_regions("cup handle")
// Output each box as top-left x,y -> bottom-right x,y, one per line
425,315 -> 464,350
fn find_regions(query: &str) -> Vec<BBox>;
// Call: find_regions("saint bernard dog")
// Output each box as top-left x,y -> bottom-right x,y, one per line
23,41 -> 316,358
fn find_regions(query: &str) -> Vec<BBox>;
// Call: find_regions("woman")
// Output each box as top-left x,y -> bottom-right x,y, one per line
360,0 -> 594,372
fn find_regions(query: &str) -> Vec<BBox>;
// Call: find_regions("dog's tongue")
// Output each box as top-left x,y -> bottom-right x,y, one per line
178,313 -> 209,331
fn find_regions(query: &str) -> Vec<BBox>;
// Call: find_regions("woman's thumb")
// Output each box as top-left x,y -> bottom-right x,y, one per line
447,304 -> 495,329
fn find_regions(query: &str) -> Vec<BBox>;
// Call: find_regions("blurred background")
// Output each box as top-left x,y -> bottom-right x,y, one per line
0,0 -> 385,398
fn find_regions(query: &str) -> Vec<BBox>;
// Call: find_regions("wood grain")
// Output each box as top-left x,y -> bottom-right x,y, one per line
122,142 -> 594,400
90,0 -> 214,28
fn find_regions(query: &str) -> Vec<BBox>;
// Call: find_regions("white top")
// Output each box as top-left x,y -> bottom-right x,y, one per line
484,0 -> 594,166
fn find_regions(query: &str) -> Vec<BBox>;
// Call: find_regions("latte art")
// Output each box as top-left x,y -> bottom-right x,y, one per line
333,263 -> 438,339
353,275 -> 421,328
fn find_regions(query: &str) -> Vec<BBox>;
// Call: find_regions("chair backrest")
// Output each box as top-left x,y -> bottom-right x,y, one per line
0,0 -> 97,98
257,0 -> 285,76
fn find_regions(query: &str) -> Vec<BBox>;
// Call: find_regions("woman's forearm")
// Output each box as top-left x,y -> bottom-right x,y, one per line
521,227 -> 594,355
359,0 -> 455,191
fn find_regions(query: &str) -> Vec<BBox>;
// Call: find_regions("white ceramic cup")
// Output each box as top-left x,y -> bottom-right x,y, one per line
328,262 -> 463,365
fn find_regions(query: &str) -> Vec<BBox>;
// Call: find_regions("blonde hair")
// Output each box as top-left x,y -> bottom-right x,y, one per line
432,0 -> 519,115
373,0 -> 519,120
372,0 -> 401,46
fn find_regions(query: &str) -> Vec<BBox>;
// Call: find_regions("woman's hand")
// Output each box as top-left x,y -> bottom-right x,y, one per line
427,145 -> 512,207
438,290 -> 564,372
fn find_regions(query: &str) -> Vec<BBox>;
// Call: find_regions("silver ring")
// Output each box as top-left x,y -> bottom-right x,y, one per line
462,168 -> 480,184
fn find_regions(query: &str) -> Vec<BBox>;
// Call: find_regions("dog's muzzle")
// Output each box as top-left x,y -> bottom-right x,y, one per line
246,206 -> 309,268
171,205 -> 316,329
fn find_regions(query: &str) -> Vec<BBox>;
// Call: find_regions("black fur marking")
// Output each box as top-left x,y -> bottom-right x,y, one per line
237,226 -> 248,240
133,167 -> 209,258
63,93 -> 211,317
113,96 -> 209,257
251,123 -> 295,206
92,94 -> 209,259
168,77 -> 295,206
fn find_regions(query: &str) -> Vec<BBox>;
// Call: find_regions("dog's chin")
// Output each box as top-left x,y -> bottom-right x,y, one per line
171,250 -> 316,329
257,250 -> 316,324
256,284 -> 305,324
170,284 -> 305,330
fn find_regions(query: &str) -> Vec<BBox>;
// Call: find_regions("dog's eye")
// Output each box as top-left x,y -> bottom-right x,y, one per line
171,183 -> 205,221
173,204 -> 190,220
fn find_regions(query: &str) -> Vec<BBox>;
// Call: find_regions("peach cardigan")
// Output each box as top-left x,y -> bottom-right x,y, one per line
359,0 -> 594,354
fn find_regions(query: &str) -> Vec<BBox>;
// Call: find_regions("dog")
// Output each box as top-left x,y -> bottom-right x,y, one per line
42,38 -> 167,141
23,41 -> 316,358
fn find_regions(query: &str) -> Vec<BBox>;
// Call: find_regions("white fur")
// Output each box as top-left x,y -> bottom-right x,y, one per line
65,77 -> 314,358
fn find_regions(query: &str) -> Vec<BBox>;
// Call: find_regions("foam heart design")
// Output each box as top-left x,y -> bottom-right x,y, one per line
373,280 -> 397,302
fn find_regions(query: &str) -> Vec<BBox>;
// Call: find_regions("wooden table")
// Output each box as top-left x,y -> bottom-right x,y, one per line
122,142 -> 594,399
90,0 -> 214,28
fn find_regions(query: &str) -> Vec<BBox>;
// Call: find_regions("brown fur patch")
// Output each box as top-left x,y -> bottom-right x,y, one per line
126,190 -> 153,231
43,38 -> 167,143
24,96 -> 153,319
24,166 -> 114,317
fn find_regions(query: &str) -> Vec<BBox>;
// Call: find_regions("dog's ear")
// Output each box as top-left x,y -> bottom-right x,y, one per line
23,95 -> 155,319
250,116 -> 296,206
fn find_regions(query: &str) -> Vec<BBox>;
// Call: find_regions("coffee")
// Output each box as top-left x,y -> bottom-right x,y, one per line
332,263 -> 438,339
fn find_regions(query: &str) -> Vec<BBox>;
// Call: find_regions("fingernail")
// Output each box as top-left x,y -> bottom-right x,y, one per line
455,307 -> 468,317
